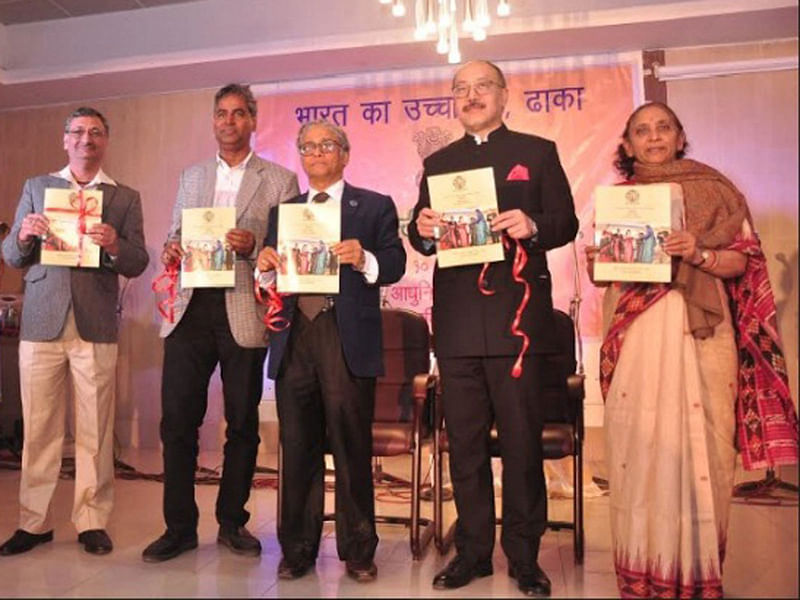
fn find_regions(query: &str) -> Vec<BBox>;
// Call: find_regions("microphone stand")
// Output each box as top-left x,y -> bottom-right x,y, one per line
732,467 -> 799,499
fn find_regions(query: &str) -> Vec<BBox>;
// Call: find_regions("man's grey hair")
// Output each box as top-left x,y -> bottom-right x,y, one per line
296,119 -> 351,153
214,83 -> 258,118
64,107 -> 110,135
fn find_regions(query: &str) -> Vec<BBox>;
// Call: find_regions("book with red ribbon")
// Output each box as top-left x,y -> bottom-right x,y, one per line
41,188 -> 103,268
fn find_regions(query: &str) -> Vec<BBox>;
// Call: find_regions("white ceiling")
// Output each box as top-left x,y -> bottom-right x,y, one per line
0,0 -> 796,110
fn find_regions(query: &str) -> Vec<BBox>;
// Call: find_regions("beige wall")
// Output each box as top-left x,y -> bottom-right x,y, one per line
666,39 -> 799,407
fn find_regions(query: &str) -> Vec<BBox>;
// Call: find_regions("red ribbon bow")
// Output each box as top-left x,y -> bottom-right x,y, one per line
69,190 -> 100,235
254,280 -> 290,332
477,236 -> 531,378
47,190 -> 101,266
152,263 -> 179,323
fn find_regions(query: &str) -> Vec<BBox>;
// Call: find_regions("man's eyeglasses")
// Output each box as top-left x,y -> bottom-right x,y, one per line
298,140 -> 342,156
452,80 -> 504,98
66,128 -> 107,139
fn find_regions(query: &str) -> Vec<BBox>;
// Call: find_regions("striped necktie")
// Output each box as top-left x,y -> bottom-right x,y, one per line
296,191 -> 331,320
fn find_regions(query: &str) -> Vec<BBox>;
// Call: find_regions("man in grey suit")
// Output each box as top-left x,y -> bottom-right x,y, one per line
142,83 -> 299,562
0,107 -> 148,557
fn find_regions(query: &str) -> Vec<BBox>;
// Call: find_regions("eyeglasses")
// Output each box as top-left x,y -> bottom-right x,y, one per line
632,122 -> 676,137
452,80 -> 504,98
66,128 -> 106,139
298,140 -> 342,156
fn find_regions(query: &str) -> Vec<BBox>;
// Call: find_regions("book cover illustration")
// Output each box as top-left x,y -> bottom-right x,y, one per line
277,203 -> 341,294
593,183 -> 684,283
180,207 -> 236,288
427,166 -> 504,268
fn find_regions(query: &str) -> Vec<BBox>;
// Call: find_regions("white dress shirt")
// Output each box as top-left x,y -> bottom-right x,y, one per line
53,166 -> 117,190
214,151 -> 253,207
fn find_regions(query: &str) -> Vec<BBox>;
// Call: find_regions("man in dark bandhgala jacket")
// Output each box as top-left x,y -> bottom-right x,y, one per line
408,60 -> 578,597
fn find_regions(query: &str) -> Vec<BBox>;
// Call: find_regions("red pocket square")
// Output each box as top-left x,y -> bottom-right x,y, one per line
506,164 -> 530,181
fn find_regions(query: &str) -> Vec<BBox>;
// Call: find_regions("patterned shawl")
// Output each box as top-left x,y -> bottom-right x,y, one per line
599,159 -> 798,470
726,237 -> 799,469
635,159 -> 751,339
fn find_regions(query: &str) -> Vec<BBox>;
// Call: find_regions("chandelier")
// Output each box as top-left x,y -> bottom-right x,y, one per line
379,0 -> 513,64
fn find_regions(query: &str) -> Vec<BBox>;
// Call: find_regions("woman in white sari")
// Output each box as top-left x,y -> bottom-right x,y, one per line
586,102 -> 798,598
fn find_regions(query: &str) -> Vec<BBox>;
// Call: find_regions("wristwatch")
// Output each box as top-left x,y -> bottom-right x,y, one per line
695,249 -> 711,267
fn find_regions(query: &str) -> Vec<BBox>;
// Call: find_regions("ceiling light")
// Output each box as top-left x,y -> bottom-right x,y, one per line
381,0 -> 512,63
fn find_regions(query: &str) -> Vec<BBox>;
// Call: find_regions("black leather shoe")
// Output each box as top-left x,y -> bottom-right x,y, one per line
432,555 -> 493,589
345,559 -> 377,583
217,525 -> 261,557
142,531 -> 198,563
78,529 -> 113,555
509,563 -> 552,597
277,556 -> 315,580
0,529 -> 53,556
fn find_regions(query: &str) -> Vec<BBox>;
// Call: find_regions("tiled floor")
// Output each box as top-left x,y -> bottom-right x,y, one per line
0,448 -> 796,598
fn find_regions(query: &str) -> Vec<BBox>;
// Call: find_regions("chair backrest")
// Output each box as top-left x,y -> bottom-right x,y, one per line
374,308 -> 431,424
541,309 -> 578,424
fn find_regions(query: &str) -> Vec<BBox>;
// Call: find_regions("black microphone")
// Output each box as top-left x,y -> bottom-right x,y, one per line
0,221 -> 9,236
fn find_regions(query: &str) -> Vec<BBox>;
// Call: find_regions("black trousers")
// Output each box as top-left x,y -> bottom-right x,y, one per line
160,289 -> 267,536
438,354 -> 547,569
276,309 -> 378,564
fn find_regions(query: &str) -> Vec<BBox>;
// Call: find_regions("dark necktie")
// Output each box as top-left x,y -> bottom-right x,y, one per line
297,191 -> 330,321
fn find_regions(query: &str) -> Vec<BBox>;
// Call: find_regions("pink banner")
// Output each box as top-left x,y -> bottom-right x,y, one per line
255,60 -> 638,338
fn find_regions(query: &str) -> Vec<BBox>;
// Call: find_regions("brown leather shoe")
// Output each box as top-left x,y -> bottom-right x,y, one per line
345,559 -> 377,583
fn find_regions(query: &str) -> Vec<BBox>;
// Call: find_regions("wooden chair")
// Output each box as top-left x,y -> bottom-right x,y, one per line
277,308 -> 437,559
432,308 -> 585,563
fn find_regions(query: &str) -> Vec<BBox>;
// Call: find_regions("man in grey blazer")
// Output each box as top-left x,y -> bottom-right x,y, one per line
0,107 -> 148,557
143,83 -> 299,562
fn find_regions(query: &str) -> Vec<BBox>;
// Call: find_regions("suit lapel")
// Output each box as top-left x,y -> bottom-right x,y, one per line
236,156 -> 262,223
341,183 -> 360,239
44,176 -> 71,195
201,160 -> 216,208
48,176 -> 71,189
97,183 -> 117,218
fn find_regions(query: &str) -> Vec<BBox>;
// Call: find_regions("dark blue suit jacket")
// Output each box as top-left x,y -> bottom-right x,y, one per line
265,183 -> 406,379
